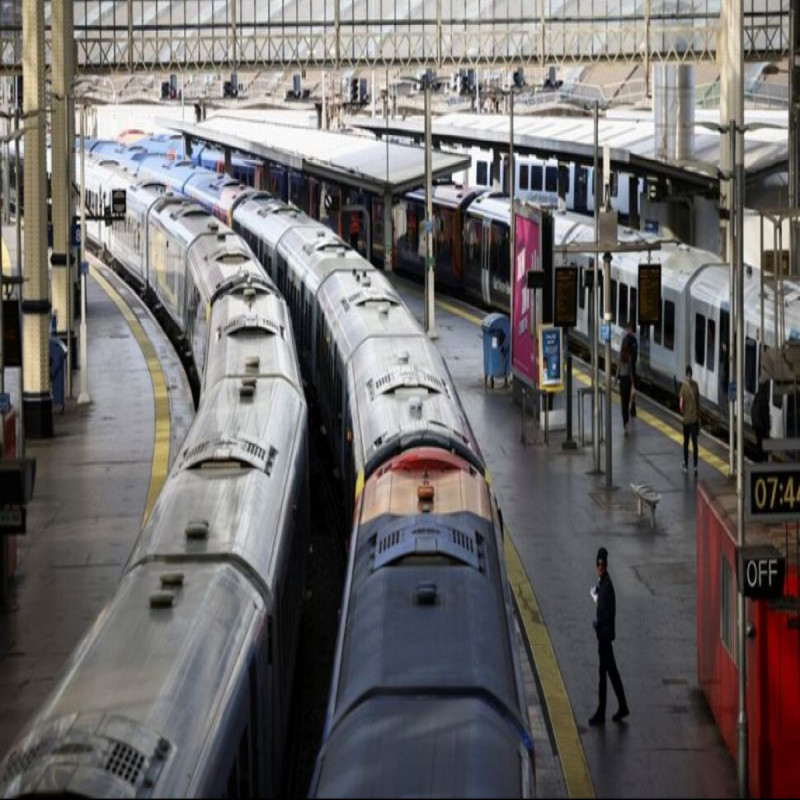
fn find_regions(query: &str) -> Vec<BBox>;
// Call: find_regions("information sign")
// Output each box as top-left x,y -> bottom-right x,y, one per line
0,394 -> 9,415
2,300 -> 21,368
638,263 -> 662,325
600,323 -> 611,344
111,189 -> 127,218
737,545 -> 785,600
539,325 -> 564,392
553,266 -> 578,328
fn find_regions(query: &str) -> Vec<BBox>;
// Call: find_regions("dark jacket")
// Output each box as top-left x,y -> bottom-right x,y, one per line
595,572 -> 616,642
623,332 -> 638,371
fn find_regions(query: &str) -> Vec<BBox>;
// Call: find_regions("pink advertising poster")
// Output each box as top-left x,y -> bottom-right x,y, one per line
512,205 -> 542,389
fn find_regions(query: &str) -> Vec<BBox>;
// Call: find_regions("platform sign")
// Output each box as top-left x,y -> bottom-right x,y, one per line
71,222 -> 81,249
737,545 -> 785,600
539,325 -> 564,392
553,266 -> 578,329
0,394 -> 9,415
600,323 -> 611,344
638,263 -> 661,325
747,463 -> 800,522
111,189 -> 127,218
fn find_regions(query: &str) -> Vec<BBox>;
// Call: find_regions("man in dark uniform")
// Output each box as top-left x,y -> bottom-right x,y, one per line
623,321 -> 638,418
589,547 -> 630,725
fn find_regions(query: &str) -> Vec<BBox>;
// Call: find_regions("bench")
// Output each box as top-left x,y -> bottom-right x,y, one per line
630,483 -> 662,528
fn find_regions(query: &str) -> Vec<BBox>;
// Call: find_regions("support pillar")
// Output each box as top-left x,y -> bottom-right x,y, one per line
51,0 -> 76,388
22,0 -> 53,438
383,189 -> 393,272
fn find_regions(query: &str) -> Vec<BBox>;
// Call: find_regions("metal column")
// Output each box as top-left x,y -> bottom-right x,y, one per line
22,0 -> 53,438
424,75 -> 437,339
51,0 -> 75,397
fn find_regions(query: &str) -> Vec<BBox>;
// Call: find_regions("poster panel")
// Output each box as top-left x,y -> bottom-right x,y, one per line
512,206 -> 542,389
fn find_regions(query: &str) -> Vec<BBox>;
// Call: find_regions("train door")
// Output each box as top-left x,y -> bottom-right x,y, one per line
573,166 -> 589,214
692,305 -> 718,407
462,213 -> 483,303
480,218 -> 492,305
718,309 -> 730,417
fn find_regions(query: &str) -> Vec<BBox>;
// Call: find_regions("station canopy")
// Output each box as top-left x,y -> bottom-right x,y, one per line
167,116 -> 471,196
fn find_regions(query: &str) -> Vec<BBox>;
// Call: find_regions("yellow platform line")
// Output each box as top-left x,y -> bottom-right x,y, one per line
505,532 -> 595,799
89,264 -> 171,526
1,237 -> 9,275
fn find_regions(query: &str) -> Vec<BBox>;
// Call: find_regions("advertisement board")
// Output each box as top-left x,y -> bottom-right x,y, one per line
512,205 -> 544,389
539,325 -> 564,392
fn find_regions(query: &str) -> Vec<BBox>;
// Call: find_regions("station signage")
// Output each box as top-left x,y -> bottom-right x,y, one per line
539,325 -> 564,393
553,266 -> 578,329
737,545 -> 785,600
638,263 -> 661,325
3,300 -> 21,368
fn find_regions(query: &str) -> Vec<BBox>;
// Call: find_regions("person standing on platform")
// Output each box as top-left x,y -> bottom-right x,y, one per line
623,321 -> 639,418
589,547 -> 630,726
679,365 -> 701,474
615,338 -> 633,435
589,547 -> 631,725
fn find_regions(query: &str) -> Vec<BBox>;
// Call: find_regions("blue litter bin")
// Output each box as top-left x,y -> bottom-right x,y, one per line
50,336 -> 68,410
481,313 -> 510,388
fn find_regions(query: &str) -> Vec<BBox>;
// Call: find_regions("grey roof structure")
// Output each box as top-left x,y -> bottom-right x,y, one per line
166,116 -> 472,195
351,109 -> 789,189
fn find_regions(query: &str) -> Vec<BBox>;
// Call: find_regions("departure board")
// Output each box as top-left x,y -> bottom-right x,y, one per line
3,300 -> 20,368
638,263 -> 662,325
553,266 -> 578,328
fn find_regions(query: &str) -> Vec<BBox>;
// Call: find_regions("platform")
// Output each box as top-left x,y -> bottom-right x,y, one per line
391,274 -> 738,798
0,229 -> 193,758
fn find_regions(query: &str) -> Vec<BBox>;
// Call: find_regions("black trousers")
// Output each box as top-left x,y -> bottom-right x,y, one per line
598,639 -> 627,716
620,376 -> 632,427
683,421 -> 699,467
630,365 -> 637,416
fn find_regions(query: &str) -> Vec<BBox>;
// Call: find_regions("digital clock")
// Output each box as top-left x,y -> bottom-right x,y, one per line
747,464 -> 800,522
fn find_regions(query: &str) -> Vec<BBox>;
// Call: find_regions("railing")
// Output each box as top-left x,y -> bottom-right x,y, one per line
0,7 -> 790,74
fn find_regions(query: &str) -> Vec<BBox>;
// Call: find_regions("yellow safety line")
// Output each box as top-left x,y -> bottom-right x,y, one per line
504,531 -> 595,799
89,263 -> 171,526
1,236 -> 9,275
571,369 -> 729,476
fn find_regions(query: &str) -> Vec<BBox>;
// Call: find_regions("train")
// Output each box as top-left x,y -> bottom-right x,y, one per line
0,161 -> 311,796
2,141 -> 536,795
114,149 -> 536,794
56,134 -> 800,440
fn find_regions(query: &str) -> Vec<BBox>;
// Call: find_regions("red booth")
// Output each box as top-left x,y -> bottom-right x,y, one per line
697,479 -> 800,798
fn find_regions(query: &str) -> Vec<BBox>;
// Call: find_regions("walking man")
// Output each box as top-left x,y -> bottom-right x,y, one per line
589,547 -> 629,726
679,365 -> 700,474
623,321 -> 639,418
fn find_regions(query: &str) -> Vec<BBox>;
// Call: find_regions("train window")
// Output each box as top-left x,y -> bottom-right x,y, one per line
695,313 -> 706,367
745,337 -> 757,394
610,279 -> 617,325
545,166 -> 557,192
531,165 -> 543,191
663,300 -> 675,351
629,288 -> 637,328
707,319 -> 716,372
619,285 -> 628,329
519,164 -> 529,191
476,161 -> 488,186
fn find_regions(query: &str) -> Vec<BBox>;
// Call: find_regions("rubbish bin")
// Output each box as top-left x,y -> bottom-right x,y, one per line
50,336 -> 68,410
481,313 -> 510,388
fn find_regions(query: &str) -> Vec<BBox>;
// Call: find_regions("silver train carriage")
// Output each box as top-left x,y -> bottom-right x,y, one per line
233,196 -> 483,507
0,160 -> 309,798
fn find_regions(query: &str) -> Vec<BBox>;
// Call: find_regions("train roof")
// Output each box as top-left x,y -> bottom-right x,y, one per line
0,561 -> 264,797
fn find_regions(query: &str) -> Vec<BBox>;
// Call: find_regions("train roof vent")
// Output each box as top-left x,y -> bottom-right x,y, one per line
2,741 -> 50,783
182,437 -> 276,474
367,368 -> 449,400
105,741 -> 146,787
372,525 -> 482,571
214,252 -> 249,265
176,208 -> 208,219
340,288 -> 399,313
220,314 -> 283,338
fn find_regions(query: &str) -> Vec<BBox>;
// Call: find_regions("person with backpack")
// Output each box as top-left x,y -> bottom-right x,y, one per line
679,365 -> 701,474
